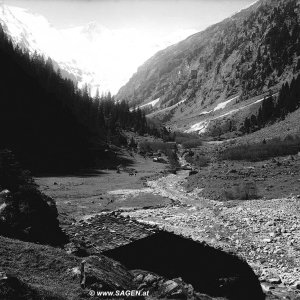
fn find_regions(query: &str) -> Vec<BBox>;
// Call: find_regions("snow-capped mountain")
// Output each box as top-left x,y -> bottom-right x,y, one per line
0,3 -> 96,93
0,3 -> 196,95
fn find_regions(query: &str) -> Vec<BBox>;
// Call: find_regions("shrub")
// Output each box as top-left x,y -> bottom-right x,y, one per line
185,154 -> 210,168
182,139 -> 203,149
224,181 -> 259,200
220,136 -> 300,161
174,132 -> 202,146
164,149 -> 180,170
138,141 -> 176,153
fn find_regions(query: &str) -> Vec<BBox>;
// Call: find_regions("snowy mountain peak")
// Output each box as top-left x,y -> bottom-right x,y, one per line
0,3 -> 197,96
0,4 -> 97,92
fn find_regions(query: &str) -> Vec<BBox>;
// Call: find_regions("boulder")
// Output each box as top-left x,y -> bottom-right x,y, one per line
77,256 -> 134,291
64,241 -> 89,257
189,170 -> 198,176
158,278 -> 189,298
0,187 -> 66,245
143,273 -> 158,285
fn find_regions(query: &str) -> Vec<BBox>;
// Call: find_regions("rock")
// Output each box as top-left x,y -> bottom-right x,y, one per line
143,273 -> 157,284
66,266 -> 81,279
186,284 -> 194,295
263,238 -> 272,243
78,256 -> 134,291
227,169 -> 237,174
134,274 -> 144,283
0,189 -> 10,201
64,242 -> 89,257
261,282 -> 271,293
268,277 -> 282,284
293,281 -> 300,289
159,279 -> 180,297
0,187 -> 66,245
0,271 -> 8,280
194,293 -> 215,300
266,221 -> 275,226
189,170 -> 198,176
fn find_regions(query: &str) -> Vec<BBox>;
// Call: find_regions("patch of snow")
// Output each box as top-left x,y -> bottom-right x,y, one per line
185,93 -> 278,134
213,96 -> 239,112
177,98 -> 187,105
139,98 -> 160,109
199,110 -> 212,116
185,120 -> 210,134
147,98 -> 187,116
0,3 -> 197,95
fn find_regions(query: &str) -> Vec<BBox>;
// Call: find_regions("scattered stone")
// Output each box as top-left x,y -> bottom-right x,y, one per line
0,271 -> 8,280
159,279 -> 180,297
263,238 -> 272,243
268,277 -> 282,284
64,242 -> 89,257
293,281 -> 300,290
134,274 -> 144,283
143,273 -> 157,284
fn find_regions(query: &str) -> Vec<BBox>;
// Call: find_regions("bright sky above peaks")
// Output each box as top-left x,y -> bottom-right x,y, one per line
2,0 -> 256,95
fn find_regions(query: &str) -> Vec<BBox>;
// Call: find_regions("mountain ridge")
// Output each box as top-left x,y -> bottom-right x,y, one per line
116,0 -> 300,135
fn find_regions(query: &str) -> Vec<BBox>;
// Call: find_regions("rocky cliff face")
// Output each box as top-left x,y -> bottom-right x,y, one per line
116,0 -> 300,133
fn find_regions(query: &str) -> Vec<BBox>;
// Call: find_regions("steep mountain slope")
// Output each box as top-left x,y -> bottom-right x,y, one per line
0,3 -> 96,91
0,26 -> 92,173
116,0 -> 300,133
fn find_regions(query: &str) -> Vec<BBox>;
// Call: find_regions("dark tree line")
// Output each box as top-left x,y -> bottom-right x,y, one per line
0,25 -> 162,173
242,74 -> 300,134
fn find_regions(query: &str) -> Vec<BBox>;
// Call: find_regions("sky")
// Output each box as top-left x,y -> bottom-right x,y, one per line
5,0 -> 255,31
2,0 -> 256,94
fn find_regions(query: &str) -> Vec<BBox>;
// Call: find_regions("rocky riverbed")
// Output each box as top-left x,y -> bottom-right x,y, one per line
37,150 -> 300,299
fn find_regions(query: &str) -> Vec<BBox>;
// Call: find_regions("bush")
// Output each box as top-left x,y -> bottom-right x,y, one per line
164,149 -> 180,170
224,181 -> 259,200
174,132 -> 202,146
221,136 -> 300,161
138,141 -> 176,153
182,139 -> 203,149
185,154 -> 210,168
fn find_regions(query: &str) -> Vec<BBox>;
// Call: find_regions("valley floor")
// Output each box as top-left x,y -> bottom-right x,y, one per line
35,146 -> 300,300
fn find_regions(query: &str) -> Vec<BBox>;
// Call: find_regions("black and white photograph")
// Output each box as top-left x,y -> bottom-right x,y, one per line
0,0 -> 300,299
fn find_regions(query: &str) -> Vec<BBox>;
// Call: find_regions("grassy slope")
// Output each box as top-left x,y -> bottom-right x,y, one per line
0,236 -> 79,299
0,236 -> 131,300
236,106 -> 300,144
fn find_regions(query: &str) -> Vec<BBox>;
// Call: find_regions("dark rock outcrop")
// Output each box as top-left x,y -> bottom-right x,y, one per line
0,187 -> 66,245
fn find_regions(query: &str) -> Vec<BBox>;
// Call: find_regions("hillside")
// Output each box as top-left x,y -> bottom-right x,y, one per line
116,0 -> 300,133
0,24 -> 161,173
